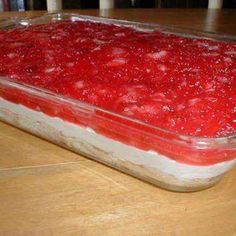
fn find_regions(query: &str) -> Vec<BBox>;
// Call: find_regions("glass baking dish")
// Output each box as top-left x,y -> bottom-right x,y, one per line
0,13 -> 235,192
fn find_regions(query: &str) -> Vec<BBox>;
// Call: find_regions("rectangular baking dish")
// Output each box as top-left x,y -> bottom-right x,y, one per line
0,13 -> 235,192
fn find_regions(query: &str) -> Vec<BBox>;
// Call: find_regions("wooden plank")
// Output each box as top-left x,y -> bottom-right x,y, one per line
0,160 -> 235,235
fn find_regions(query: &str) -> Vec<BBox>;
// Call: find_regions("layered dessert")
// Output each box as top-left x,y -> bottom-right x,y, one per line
0,15 -> 235,191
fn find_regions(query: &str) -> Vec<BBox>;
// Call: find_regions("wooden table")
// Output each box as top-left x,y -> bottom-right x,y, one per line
0,9 -> 236,236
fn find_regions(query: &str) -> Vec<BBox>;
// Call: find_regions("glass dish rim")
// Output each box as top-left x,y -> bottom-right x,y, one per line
6,12 -> 236,42
0,12 -> 236,149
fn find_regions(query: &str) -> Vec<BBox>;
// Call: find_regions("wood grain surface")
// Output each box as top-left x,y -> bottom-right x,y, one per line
0,9 -> 236,236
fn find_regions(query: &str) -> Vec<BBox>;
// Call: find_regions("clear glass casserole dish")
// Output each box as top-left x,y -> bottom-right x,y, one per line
0,13 -> 235,192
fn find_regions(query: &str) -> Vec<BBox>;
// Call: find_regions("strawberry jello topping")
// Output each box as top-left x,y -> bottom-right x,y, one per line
0,20 -> 235,138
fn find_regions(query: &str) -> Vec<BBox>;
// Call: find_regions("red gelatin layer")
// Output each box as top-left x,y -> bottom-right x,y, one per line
0,20 -> 235,165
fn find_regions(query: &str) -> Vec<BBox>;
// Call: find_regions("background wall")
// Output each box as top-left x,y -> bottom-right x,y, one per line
2,0 -> 236,11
